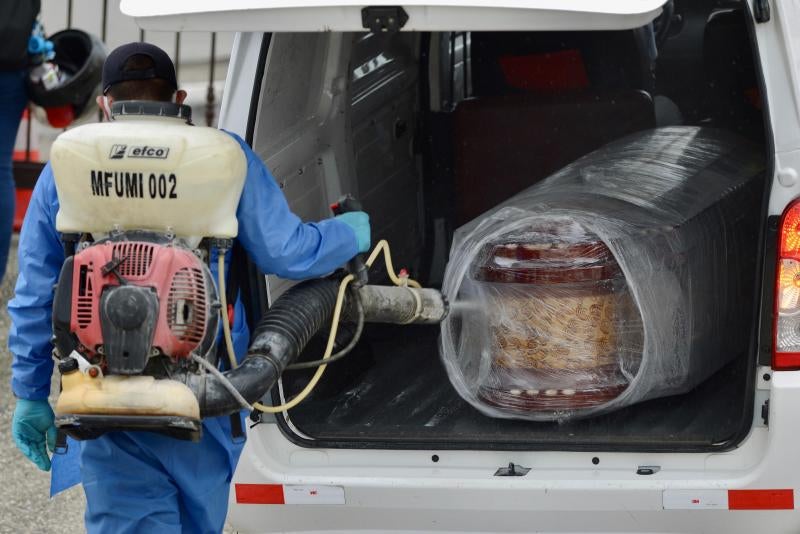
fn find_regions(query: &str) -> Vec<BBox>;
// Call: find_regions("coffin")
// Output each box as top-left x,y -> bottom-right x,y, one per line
440,127 -> 764,420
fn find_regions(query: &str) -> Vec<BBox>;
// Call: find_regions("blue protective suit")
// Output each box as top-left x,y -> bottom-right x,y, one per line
8,131 -> 359,533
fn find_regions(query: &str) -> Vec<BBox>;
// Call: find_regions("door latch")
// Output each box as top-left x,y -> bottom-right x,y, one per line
362,6 -> 409,34
754,0 -> 771,23
636,465 -> 661,476
494,462 -> 531,477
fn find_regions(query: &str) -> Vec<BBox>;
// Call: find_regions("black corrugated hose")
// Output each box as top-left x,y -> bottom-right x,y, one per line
183,278 -> 340,418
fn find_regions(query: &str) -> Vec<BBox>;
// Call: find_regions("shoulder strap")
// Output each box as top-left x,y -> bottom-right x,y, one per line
219,240 -> 250,442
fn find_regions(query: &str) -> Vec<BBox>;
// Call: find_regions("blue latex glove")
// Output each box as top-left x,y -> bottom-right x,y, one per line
335,211 -> 371,253
12,398 -> 57,471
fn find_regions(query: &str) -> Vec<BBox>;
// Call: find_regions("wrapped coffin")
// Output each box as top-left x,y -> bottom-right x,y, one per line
440,127 -> 764,420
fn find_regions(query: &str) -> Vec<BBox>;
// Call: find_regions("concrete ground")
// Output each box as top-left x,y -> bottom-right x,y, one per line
0,237 -> 238,533
0,236 -> 86,533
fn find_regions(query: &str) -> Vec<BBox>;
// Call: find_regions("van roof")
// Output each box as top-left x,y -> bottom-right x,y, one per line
122,0 -> 667,32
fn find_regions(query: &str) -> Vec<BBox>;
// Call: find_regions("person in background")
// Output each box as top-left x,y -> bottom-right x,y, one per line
0,1 -> 40,282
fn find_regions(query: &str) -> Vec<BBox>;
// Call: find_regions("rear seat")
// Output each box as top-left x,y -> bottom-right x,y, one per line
453,30 -> 657,224
453,90 -> 656,225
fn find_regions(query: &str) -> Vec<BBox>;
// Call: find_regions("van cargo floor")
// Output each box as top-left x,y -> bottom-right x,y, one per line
278,324 -> 754,452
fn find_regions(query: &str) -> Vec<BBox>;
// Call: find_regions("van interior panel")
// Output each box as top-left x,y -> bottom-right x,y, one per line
248,1 -> 769,452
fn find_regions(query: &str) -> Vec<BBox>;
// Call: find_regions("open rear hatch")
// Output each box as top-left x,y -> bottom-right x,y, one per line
129,0 -> 770,453
275,10 -> 768,453
122,0 -> 668,32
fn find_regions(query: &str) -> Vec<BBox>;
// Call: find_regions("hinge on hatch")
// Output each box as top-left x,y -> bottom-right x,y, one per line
754,0 -> 771,23
361,6 -> 409,34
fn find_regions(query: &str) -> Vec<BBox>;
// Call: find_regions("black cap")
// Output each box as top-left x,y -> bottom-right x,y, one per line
102,42 -> 178,94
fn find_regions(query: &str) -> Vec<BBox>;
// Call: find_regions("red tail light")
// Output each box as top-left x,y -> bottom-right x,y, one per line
774,199 -> 800,369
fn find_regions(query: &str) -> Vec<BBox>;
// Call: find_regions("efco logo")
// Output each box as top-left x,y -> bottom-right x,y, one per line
108,144 -> 169,160
109,144 -> 127,159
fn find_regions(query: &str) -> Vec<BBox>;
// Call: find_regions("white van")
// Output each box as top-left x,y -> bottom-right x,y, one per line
124,1 -> 800,532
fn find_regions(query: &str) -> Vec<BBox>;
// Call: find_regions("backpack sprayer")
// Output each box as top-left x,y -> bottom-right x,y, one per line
50,101 -> 447,441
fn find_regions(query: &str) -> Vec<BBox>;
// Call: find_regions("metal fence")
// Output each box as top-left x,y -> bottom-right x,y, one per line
12,1 -> 227,229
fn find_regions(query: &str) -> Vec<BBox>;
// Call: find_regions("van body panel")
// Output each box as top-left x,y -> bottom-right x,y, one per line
227,370 -> 798,532
206,0 -> 795,531
218,32 -> 266,139
760,0 -> 800,214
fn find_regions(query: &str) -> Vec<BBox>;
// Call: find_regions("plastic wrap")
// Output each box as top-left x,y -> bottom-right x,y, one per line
441,127 -> 764,421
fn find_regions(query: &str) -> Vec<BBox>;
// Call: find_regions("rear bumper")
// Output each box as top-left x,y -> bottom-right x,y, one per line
228,371 -> 800,533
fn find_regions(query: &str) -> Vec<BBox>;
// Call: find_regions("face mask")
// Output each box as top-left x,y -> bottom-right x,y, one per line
102,96 -> 113,121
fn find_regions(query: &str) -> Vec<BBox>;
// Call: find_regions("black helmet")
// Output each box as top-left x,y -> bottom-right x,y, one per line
27,29 -> 106,127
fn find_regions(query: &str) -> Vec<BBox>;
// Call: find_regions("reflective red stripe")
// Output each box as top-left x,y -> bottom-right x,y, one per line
236,485 -> 795,509
728,489 -> 794,510
235,484 -> 285,504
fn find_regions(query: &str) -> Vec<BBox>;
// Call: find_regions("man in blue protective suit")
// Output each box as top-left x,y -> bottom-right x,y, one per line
8,42 -> 371,533
0,1 -> 40,283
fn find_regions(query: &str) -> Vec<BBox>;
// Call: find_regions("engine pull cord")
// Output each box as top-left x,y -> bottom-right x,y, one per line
216,239 -> 420,414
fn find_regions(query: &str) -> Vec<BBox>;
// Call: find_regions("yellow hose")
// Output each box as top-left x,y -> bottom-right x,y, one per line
218,239 -> 418,414
365,240 -> 422,289
252,274 -> 353,413
218,253 -> 239,371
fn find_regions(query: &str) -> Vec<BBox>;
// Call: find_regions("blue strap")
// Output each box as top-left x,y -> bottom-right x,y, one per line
50,436 -> 81,497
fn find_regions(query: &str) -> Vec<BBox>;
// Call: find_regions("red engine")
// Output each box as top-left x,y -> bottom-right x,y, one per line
54,237 -> 218,375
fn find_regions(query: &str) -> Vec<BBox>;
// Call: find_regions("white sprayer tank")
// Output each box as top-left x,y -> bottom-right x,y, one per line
50,115 -> 247,241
